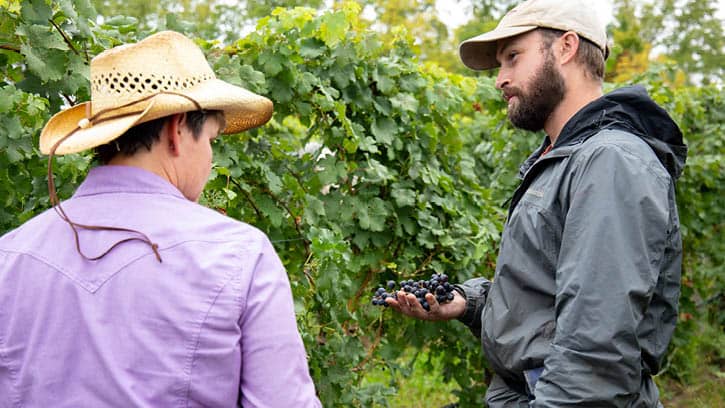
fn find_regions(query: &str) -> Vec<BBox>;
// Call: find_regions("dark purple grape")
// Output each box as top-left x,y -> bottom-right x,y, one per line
371,272 -> 455,308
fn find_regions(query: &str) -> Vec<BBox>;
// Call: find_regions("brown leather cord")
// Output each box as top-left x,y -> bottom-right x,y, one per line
46,91 -> 204,263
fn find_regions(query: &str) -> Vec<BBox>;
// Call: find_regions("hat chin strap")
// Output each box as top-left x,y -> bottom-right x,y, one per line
47,91 -> 204,263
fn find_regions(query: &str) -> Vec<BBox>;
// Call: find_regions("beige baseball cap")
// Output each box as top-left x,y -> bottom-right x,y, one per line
459,0 -> 609,70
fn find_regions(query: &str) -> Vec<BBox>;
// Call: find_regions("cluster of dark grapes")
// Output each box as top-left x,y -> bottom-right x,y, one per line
370,273 -> 454,311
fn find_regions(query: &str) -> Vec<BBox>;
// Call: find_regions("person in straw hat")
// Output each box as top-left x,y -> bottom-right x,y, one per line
0,31 -> 321,407
385,0 -> 687,406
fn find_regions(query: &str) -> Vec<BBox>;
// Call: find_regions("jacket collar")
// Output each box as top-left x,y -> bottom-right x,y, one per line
518,86 -> 687,180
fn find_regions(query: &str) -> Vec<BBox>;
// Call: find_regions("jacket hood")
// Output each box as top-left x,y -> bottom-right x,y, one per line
557,85 -> 688,180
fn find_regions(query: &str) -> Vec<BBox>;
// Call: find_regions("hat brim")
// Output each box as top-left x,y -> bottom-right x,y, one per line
40,79 -> 273,156
185,79 -> 273,135
40,102 -> 154,155
459,25 -> 537,70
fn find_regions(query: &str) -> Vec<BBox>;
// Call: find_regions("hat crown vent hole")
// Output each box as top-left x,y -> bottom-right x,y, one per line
92,72 -> 214,95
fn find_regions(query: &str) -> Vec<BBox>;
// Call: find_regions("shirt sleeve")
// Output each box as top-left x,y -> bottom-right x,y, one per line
454,277 -> 492,337
238,236 -> 321,408
532,143 -> 672,407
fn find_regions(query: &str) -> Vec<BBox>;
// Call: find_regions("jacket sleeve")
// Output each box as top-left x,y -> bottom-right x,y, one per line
238,236 -> 322,408
454,277 -> 491,338
532,142 -> 672,407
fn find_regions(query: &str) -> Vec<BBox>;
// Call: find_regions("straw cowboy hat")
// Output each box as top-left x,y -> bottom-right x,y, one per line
40,30 -> 273,155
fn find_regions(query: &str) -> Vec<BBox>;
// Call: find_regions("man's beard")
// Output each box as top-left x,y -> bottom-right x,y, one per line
507,52 -> 566,132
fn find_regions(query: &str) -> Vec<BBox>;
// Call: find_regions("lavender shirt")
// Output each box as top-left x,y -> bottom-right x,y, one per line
0,166 -> 321,407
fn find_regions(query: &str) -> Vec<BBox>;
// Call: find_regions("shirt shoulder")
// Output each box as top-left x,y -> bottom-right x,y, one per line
0,195 -> 271,278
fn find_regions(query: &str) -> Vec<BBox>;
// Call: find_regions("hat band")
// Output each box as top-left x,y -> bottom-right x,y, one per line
80,90 -> 204,134
47,91 -> 204,263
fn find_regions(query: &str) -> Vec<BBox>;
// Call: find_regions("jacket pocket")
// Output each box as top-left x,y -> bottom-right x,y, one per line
523,366 -> 544,398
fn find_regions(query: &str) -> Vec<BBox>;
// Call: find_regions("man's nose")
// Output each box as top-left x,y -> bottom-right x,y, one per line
495,69 -> 509,90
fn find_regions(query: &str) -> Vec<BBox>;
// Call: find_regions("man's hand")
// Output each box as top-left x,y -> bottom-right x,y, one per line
385,290 -> 466,321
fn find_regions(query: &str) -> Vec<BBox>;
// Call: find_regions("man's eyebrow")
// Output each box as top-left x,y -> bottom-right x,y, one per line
496,37 -> 524,62
496,41 -> 514,63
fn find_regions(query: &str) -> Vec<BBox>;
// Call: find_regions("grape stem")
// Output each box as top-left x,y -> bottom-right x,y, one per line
352,314 -> 384,372
414,248 -> 440,274
347,266 -> 380,312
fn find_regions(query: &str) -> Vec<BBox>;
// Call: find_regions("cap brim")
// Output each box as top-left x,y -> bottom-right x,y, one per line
459,25 -> 537,70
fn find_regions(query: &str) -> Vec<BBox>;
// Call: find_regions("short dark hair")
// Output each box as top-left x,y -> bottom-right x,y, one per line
94,110 -> 225,163
538,28 -> 605,81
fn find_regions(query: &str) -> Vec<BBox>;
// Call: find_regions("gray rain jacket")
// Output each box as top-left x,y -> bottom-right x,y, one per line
457,86 -> 688,407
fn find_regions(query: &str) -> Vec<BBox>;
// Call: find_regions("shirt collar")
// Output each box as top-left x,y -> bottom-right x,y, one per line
73,165 -> 186,199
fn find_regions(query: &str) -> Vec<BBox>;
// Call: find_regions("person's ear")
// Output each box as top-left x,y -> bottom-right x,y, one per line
164,113 -> 185,156
558,31 -> 580,65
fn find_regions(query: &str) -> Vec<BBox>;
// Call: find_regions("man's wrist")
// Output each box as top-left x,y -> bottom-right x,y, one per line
453,285 -> 476,324
448,290 -> 467,320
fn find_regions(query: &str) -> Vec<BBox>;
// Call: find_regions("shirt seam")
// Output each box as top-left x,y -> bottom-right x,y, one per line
73,189 -> 184,200
0,251 -> 23,407
0,238 -> 252,294
231,250 -> 250,327
574,135 -> 671,188
0,247 -> 154,293
181,266 -> 239,407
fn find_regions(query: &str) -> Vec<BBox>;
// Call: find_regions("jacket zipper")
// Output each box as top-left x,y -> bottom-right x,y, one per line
506,152 -> 570,222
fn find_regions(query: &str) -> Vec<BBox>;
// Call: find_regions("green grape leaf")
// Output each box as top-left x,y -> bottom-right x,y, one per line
20,44 -> 67,82
319,11 -> 346,47
370,116 -> 397,145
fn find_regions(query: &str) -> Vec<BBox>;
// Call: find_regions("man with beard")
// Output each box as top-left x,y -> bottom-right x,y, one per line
385,0 -> 688,406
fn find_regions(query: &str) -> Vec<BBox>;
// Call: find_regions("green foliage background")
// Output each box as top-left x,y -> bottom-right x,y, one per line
1,1 -> 722,406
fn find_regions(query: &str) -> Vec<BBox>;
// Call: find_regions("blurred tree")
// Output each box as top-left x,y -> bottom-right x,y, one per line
653,0 -> 724,85
606,0 -> 653,83
453,0 -> 516,43
246,0 -> 325,17
91,0 -> 325,41
608,0 -> 724,85
451,0 -> 518,75
89,0 -> 723,83
353,0 -> 454,69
